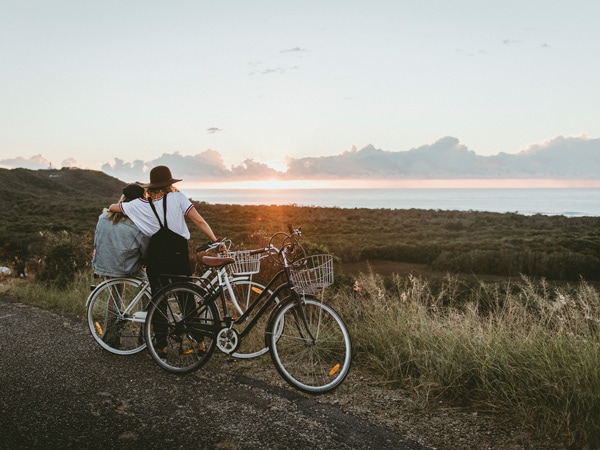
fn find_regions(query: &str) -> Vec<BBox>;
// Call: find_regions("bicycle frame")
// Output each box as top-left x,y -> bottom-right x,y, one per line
205,240 -> 315,346
149,229 -> 308,341
227,268 -> 291,338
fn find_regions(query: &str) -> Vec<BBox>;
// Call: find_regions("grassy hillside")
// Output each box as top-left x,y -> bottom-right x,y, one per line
0,167 -> 124,238
2,167 -> 600,281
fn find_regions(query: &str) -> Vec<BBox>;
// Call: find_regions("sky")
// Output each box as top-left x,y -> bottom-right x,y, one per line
2,0 -> 600,177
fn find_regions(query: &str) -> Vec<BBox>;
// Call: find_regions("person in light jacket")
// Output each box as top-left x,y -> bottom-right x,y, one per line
92,183 -> 149,278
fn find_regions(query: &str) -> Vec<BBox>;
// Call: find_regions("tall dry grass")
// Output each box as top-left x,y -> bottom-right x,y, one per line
4,270 -> 600,447
336,271 -> 600,448
1,272 -> 92,316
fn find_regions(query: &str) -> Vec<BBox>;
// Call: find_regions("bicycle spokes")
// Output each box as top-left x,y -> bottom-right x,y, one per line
267,297 -> 352,394
145,283 -> 218,374
87,278 -> 150,355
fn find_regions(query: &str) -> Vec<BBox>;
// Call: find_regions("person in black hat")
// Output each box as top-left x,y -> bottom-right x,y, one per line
93,183 -> 149,278
107,166 -> 221,359
108,166 -> 220,286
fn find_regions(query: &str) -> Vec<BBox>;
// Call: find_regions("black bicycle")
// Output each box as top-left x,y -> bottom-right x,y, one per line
143,224 -> 352,394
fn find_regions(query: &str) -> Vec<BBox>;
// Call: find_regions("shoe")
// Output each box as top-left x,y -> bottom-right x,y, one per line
102,323 -> 121,348
156,348 -> 168,363
181,343 -> 206,356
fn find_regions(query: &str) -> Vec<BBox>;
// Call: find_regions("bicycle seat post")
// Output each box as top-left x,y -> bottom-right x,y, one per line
215,266 -> 233,327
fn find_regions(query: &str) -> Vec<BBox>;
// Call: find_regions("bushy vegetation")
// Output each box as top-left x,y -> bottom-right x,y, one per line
35,231 -> 93,288
3,168 -> 600,282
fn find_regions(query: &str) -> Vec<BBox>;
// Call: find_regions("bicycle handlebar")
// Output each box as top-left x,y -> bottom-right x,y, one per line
287,223 -> 301,237
195,224 -> 302,256
196,240 -> 271,256
196,239 -> 227,253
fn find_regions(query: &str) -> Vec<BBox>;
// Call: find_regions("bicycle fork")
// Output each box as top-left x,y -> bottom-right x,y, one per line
290,294 -> 318,346
290,294 -> 343,377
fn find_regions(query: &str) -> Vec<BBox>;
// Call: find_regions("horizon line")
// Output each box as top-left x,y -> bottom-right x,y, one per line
178,178 -> 600,190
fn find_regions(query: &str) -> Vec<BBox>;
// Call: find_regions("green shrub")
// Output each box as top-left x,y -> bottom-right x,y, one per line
37,232 -> 92,289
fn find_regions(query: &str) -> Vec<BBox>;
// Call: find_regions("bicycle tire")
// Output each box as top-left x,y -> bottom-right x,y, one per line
86,277 -> 151,355
221,279 -> 278,359
145,282 -> 218,374
267,295 -> 352,394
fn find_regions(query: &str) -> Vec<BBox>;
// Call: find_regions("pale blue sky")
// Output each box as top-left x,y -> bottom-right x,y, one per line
2,0 -> 599,171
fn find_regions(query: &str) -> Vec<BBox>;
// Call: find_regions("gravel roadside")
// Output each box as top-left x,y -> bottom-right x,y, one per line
0,296 -> 564,449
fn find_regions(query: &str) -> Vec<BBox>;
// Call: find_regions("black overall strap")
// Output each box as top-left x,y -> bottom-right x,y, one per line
148,194 -> 168,229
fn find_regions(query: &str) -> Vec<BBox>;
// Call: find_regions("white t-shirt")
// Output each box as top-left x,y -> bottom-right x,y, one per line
120,191 -> 194,239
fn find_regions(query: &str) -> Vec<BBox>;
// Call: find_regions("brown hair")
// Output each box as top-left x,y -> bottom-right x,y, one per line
146,185 -> 177,201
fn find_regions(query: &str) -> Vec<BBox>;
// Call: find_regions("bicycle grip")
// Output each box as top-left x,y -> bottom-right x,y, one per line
195,241 -> 213,252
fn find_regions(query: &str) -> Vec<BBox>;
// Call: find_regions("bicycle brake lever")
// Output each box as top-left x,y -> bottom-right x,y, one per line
287,223 -> 302,237
195,241 -> 213,252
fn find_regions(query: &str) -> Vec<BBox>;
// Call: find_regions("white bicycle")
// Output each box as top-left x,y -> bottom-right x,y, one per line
86,240 -> 275,358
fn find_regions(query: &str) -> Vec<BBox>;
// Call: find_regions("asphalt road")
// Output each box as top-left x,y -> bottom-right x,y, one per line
0,296 -> 428,450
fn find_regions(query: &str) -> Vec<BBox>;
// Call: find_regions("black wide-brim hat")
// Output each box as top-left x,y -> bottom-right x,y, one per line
141,165 -> 182,188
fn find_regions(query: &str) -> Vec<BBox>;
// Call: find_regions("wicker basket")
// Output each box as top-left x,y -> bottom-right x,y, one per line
226,250 -> 261,275
290,254 -> 334,294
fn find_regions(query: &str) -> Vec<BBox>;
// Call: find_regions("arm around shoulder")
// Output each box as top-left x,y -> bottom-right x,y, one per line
108,203 -> 121,213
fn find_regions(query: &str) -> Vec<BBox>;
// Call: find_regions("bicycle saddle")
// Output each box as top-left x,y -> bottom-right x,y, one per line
201,255 -> 235,268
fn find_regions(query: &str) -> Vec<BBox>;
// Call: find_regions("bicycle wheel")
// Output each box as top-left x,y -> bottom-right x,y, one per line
220,279 -> 278,359
87,278 -> 151,355
145,282 -> 218,374
267,296 -> 352,394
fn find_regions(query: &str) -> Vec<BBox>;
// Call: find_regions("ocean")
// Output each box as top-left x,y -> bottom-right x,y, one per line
184,188 -> 600,217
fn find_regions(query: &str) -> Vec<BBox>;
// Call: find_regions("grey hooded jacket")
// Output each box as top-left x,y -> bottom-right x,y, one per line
92,212 -> 149,277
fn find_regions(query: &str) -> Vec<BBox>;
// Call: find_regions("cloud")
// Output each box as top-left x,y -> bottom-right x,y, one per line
506,136 -> 600,178
285,136 -> 600,179
280,47 -> 308,53
10,136 -> 600,182
0,154 -> 53,170
285,137 -> 481,178
254,68 -> 286,75
103,150 -> 232,183
61,158 -> 79,168
101,159 -> 148,183
229,159 -> 281,180
502,39 -> 521,45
